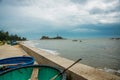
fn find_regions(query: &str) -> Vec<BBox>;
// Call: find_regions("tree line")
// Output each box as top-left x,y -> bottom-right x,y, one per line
0,30 -> 27,41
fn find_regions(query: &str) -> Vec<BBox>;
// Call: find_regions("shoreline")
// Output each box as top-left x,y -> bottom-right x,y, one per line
25,39 -> 120,76
0,43 -> 120,80
34,46 -> 120,76
19,43 -> 120,80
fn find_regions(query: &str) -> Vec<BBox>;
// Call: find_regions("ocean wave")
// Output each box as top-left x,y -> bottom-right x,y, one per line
24,41 -> 59,55
99,67 -> 120,76
40,48 -> 59,55
24,41 -> 39,47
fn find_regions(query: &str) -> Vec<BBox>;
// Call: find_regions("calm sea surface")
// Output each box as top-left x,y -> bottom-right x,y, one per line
25,38 -> 120,75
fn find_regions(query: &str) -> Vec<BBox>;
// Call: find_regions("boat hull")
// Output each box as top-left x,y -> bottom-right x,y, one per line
0,65 -> 66,80
0,56 -> 34,72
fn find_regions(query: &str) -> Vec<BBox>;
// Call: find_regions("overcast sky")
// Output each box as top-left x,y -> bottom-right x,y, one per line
0,0 -> 120,39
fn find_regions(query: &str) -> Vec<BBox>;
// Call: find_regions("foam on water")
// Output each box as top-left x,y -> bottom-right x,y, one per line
24,41 -> 59,55
40,48 -> 59,55
99,67 -> 120,76
24,41 -> 39,47
104,67 -> 120,74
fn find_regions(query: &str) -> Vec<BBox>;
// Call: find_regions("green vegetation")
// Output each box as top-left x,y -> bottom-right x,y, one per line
0,30 -> 27,45
0,41 -> 5,45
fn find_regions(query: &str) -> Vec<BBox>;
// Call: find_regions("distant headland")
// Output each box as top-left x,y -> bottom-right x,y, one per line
40,35 -> 65,40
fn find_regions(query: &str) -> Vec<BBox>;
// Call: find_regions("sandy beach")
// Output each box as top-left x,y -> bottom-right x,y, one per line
0,44 -> 28,59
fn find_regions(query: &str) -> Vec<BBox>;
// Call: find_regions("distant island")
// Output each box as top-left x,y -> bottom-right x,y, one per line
110,37 -> 120,40
40,35 -> 65,40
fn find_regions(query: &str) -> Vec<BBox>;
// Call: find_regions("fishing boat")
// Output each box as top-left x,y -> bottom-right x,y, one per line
10,40 -> 18,45
0,65 -> 66,80
0,56 -> 34,72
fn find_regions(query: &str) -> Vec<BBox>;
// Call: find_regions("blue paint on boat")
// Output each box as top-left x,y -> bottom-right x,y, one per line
0,56 -> 34,72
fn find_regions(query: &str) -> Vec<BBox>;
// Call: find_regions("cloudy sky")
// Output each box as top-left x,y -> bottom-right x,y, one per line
0,0 -> 120,39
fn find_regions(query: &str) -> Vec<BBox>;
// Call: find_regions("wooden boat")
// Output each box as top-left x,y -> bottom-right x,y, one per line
0,56 -> 34,72
0,65 -> 66,80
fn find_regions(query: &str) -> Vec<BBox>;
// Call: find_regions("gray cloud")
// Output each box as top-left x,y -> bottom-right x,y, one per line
103,0 -> 120,3
0,0 -> 120,33
90,8 -> 106,14
0,0 -> 33,6
87,0 -> 120,24
0,0 -> 2,3
0,0 -> 120,39
90,7 -> 120,15
71,0 -> 88,4
115,4 -> 120,12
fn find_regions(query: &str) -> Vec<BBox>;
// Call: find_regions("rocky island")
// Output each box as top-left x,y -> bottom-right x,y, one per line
40,35 -> 65,40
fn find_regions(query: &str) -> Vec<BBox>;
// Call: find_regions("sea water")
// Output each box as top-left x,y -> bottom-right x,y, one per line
24,38 -> 120,76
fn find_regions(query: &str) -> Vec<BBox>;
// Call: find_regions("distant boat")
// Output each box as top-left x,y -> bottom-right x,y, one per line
0,65 -> 66,80
10,40 -> 18,45
110,38 -> 120,40
72,40 -> 78,42
79,40 -> 82,42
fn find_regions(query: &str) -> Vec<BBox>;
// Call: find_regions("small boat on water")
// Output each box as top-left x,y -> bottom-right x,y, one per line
0,65 -> 66,80
0,56 -> 34,72
72,40 -> 78,42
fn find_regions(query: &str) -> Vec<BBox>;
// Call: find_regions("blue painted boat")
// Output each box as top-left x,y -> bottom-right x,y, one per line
0,65 -> 66,80
0,56 -> 34,72
10,40 -> 17,45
